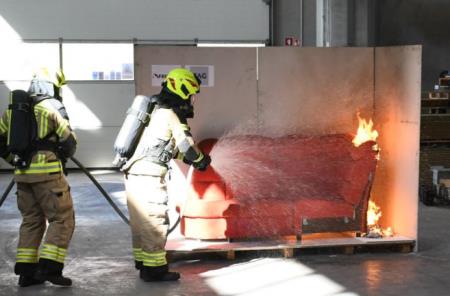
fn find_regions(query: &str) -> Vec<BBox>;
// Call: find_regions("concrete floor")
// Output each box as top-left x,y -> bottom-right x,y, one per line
1,171 -> 450,296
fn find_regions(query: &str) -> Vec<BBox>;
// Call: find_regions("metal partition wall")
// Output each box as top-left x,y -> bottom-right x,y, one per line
0,0 -> 269,42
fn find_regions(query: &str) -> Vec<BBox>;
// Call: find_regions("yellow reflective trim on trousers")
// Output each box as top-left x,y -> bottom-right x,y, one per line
40,244 -> 67,263
16,258 -> 38,263
16,255 -> 37,259
16,255 -> 38,261
17,247 -> 38,252
16,248 -> 38,263
41,249 -> 59,258
42,243 -> 67,254
143,258 -> 167,266
142,251 -> 166,258
40,254 -> 65,264
15,161 -> 62,175
16,254 -> 38,258
17,248 -> 38,254
41,248 -> 67,257
142,250 -> 167,266
133,248 -> 143,261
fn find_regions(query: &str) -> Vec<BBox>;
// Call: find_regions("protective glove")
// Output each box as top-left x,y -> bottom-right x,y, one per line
193,154 -> 211,171
182,156 -> 193,165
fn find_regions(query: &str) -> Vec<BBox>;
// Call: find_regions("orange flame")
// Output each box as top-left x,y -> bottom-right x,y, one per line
366,199 -> 393,238
367,200 -> 381,227
352,113 -> 379,147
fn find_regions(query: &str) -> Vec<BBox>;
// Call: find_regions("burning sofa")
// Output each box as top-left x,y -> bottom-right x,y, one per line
178,134 -> 379,240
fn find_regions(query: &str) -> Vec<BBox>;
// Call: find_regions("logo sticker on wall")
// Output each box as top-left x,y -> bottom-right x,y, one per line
186,65 -> 215,87
151,65 -> 214,87
151,65 -> 181,86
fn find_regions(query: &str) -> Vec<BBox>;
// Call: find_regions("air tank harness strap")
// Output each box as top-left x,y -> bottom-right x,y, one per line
142,139 -> 173,165
127,108 -> 151,124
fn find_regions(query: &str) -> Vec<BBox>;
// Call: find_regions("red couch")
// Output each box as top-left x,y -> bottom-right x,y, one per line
178,134 -> 378,240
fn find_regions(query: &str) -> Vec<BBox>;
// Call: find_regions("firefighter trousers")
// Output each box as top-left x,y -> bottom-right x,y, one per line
124,174 -> 169,267
15,176 -> 75,265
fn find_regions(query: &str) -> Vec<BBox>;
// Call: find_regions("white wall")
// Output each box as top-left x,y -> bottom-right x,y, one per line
63,82 -> 135,167
0,0 -> 269,42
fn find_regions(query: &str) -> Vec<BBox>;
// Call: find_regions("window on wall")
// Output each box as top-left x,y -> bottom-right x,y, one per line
0,42 -> 60,81
62,43 -> 134,80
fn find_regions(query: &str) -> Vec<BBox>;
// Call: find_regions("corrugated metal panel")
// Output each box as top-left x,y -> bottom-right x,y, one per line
0,0 -> 269,42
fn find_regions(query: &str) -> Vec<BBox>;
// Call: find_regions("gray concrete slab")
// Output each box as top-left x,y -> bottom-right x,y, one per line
1,171 -> 450,296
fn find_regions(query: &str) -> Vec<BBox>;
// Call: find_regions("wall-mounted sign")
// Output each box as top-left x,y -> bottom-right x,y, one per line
186,65 -> 215,87
151,64 -> 215,87
151,65 -> 181,86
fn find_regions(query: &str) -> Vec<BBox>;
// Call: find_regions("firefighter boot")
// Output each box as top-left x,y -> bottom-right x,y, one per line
14,263 -> 45,287
35,258 -> 72,286
139,265 -> 180,282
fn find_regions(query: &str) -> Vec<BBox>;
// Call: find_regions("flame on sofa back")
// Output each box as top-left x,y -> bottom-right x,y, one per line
352,113 -> 379,147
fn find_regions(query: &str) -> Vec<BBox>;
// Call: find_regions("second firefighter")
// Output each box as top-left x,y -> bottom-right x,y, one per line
121,68 -> 211,282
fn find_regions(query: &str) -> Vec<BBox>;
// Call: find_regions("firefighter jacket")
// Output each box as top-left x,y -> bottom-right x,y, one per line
0,98 -> 77,183
123,106 -> 204,176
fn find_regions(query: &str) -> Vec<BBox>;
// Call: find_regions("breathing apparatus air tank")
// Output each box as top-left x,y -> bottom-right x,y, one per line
113,95 -> 155,167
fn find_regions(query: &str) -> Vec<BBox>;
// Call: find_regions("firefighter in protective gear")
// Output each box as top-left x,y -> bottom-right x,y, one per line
122,68 -> 211,282
0,68 -> 77,287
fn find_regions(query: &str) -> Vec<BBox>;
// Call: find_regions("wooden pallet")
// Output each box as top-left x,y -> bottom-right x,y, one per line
166,233 -> 415,261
